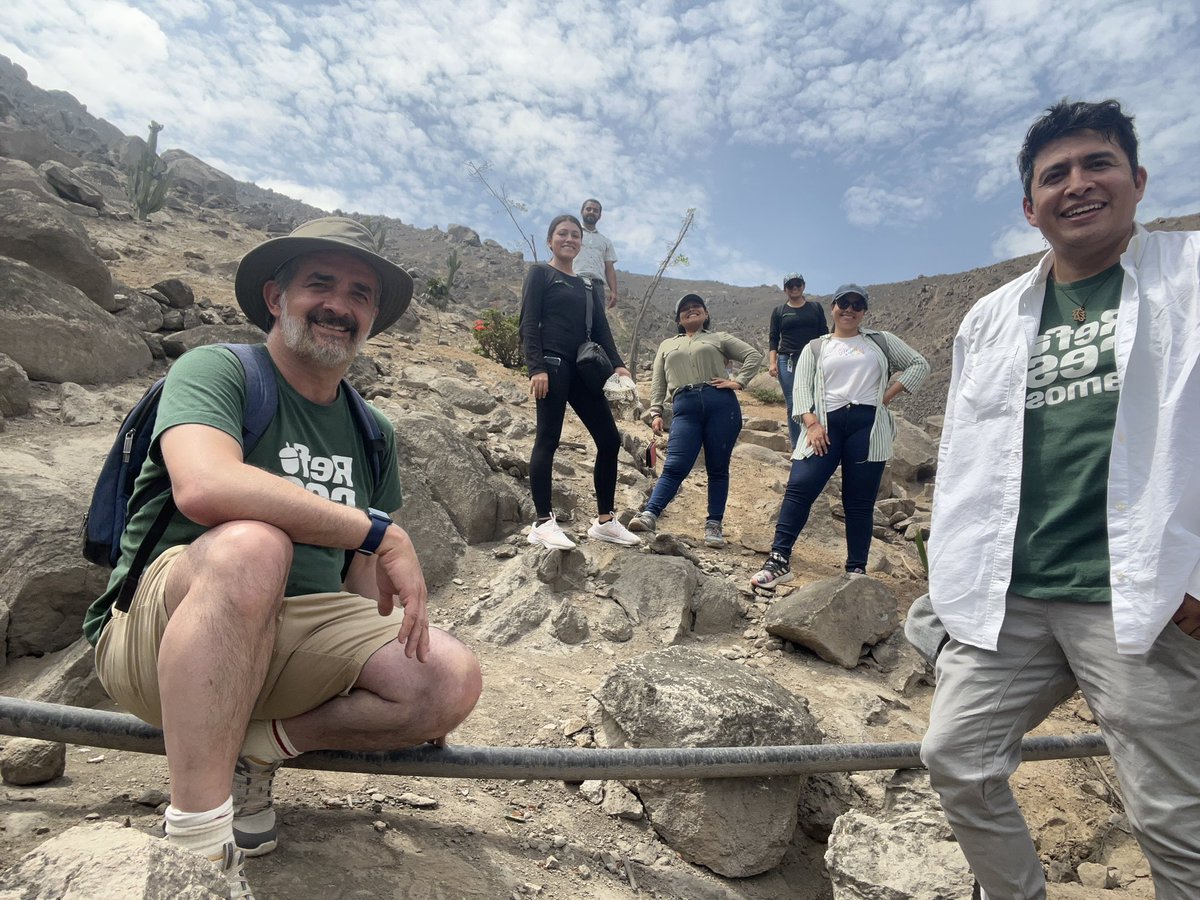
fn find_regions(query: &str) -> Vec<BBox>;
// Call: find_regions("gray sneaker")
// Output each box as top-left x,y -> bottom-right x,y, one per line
628,510 -> 658,533
232,756 -> 280,857
704,519 -> 725,548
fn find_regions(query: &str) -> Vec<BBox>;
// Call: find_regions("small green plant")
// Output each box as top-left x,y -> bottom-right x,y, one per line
472,309 -> 524,370
126,121 -> 171,220
914,529 -> 929,577
748,386 -> 786,404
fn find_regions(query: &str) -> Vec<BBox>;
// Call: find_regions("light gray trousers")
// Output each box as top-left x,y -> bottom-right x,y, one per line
921,593 -> 1200,900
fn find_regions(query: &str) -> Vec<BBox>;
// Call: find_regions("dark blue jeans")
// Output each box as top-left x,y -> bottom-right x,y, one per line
646,385 -> 742,521
772,403 -> 885,570
777,353 -> 802,449
530,357 -> 620,518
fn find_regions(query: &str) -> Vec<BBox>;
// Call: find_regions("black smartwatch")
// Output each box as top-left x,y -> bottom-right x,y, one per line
357,508 -> 392,555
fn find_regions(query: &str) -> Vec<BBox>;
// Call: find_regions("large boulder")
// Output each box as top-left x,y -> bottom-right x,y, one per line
0,822 -> 228,898
0,353 -> 31,417
388,409 -> 520,545
160,324 -> 265,357
0,256 -> 151,384
37,161 -> 103,209
0,122 -> 83,168
161,148 -> 238,203
888,414 -> 938,486
598,553 -> 743,643
0,188 -> 114,310
0,158 -> 64,205
429,376 -> 496,414
0,738 -> 65,786
589,646 -> 822,877
763,574 -> 900,668
0,455 -> 110,662
825,769 -> 973,899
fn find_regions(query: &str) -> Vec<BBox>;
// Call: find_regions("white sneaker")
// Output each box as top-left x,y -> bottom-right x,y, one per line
587,514 -> 641,546
528,514 -> 576,550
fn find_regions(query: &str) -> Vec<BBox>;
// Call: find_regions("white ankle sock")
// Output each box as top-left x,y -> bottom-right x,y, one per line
164,796 -> 234,860
241,719 -> 300,764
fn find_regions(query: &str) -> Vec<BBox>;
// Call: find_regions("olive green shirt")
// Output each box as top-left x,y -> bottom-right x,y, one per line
648,331 -> 763,416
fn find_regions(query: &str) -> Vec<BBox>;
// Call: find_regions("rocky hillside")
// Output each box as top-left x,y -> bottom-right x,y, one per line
0,54 -> 1176,899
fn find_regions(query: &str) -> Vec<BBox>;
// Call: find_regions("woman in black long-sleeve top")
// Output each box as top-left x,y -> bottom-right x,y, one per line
519,214 -> 638,550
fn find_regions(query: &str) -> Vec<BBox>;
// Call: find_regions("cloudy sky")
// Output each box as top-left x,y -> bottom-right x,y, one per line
3,0 -> 1198,291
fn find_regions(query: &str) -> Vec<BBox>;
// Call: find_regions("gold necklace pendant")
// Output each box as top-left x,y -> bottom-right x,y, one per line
1072,306 -> 1087,323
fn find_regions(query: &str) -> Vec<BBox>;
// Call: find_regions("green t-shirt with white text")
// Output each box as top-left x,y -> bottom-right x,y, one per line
83,345 -> 403,644
1010,264 -> 1123,602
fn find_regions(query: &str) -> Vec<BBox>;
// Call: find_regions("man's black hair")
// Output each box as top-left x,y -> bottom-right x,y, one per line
1018,99 -> 1139,201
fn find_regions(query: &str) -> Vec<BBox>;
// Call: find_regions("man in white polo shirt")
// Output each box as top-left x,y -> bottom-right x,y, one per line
577,198 -> 619,308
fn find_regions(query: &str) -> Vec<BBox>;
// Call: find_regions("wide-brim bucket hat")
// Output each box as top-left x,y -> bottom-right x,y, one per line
235,216 -> 414,337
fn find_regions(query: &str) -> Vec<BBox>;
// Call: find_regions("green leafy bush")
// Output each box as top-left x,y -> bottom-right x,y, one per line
748,386 -> 785,404
472,309 -> 524,370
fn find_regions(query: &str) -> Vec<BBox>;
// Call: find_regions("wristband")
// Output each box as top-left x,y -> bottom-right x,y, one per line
357,508 -> 392,555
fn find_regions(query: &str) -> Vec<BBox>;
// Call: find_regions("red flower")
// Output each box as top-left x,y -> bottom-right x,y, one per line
474,323 -> 487,331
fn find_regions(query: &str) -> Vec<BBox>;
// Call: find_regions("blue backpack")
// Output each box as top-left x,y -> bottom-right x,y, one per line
83,343 -> 386,611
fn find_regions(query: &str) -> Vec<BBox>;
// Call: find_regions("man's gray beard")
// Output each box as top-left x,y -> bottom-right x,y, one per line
279,296 -> 367,368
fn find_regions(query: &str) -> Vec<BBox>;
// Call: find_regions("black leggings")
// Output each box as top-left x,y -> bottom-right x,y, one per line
530,357 -> 620,518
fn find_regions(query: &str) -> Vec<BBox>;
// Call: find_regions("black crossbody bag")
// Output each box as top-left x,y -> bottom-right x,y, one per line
576,278 -> 615,394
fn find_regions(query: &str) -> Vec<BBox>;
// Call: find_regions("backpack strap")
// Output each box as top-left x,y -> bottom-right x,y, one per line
222,343 -> 278,451
116,343 -> 278,611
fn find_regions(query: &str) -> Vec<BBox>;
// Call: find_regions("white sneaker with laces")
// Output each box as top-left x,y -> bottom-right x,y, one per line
527,514 -> 577,550
587,514 -> 641,546
216,841 -> 257,900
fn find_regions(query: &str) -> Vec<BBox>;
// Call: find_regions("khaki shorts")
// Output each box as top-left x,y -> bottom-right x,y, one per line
95,544 -> 403,726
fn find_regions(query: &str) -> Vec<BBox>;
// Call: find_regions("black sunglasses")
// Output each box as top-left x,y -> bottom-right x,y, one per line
834,297 -> 867,312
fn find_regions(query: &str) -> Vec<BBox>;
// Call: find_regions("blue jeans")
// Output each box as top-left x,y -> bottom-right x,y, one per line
645,385 -> 742,522
771,403 -> 884,570
777,354 -> 801,448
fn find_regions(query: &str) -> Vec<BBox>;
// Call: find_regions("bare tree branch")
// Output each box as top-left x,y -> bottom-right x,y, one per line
465,160 -> 539,263
626,208 -> 695,373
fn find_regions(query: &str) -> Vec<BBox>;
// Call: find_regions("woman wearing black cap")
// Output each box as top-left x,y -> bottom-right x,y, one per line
519,214 -> 639,550
628,294 -> 762,547
769,273 -> 828,449
751,284 -> 929,588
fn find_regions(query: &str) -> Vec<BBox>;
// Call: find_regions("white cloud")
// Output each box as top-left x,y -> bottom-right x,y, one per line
843,182 -> 935,228
991,222 -> 1046,262
1,0 -> 1196,284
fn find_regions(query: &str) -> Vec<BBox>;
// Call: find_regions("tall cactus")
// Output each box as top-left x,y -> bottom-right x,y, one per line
126,121 -> 171,220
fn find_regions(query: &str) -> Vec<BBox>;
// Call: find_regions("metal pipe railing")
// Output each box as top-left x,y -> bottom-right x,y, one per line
0,696 -> 1108,781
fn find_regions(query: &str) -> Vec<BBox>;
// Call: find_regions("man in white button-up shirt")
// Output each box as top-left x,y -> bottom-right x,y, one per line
921,99 -> 1200,899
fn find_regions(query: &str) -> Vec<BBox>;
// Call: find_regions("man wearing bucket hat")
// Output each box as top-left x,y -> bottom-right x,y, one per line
84,217 -> 482,898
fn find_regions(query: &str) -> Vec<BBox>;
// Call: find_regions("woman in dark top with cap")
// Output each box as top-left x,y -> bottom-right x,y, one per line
769,273 -> 828,449
519,214 -> 639,550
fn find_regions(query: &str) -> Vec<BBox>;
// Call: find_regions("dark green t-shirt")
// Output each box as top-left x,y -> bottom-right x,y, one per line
1010,264 -> 1123,602
83,345 -> 404,644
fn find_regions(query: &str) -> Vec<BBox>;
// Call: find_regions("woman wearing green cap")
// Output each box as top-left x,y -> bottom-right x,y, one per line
751,284 -> 928,588
629,294 -> 762,547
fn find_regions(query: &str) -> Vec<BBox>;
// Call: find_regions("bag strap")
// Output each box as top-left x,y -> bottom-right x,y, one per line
583,277 -> 595,340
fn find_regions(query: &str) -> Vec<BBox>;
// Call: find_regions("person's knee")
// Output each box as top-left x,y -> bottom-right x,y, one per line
182,521 -> 291,613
